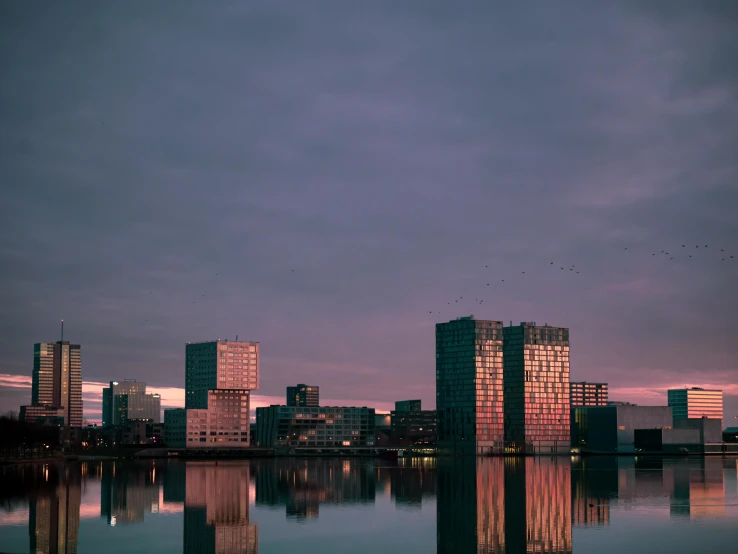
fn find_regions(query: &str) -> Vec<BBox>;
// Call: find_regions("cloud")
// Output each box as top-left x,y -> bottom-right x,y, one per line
0,2 -> 736,416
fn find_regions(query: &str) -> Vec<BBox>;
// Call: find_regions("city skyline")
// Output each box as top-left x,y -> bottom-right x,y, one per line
1,3 -> 737,421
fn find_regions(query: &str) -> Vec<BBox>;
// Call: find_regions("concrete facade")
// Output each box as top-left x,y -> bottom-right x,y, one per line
572,405 -> 672,453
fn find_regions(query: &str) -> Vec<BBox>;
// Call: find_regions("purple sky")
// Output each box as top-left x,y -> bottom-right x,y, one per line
1,2 -> 736,424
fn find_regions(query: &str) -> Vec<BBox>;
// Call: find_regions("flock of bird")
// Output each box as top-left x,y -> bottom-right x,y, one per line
427,242 -> 736,317
139,240 -> 735,323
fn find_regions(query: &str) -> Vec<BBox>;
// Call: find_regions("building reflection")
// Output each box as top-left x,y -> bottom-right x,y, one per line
388,458 -> 437,508
28,463 -> 82,554
254,458 -> 375,520
438,457 -> 572,553
571,457 -> 618,527
100,461 -> 160,525
669,457 -> 725,519
184,461 -> 258,554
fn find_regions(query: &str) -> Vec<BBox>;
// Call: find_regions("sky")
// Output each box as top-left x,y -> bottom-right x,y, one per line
1,1 -> 737,424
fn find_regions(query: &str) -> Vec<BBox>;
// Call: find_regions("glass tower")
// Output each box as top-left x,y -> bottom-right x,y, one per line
436,317 -> 504,455
667,388 -> 723,420
27,341 -> 82,427
503,322 -> 570,454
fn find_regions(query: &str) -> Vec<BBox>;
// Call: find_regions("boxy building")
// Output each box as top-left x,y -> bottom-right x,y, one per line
571,405 -> 673,453
256,406 -> 375,449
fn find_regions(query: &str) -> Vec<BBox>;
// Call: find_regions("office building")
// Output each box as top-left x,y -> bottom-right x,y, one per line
667,388 -> 723,421
570,382 -> 608,407
185,389 -> 251,447
286,384 -> 319,407
256,405 -> 375,448
175,340 -> 259,448
390,399 -> 437,446
395,399 -> 421,412
504,322 -> 571,454
20,405 -> 66,426
436,317 -> 505,455
102,380 -> 161,426
21,340 -> 83,427
164,408 -> 187,448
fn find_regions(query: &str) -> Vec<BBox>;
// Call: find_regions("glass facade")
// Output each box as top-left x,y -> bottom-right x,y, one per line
436,317 -> 505,455
26,341 -> 82,427
102,380 -> 160,426
504,322 -> 570,454
668,388 -> 723,421
182,340 -> 259,449
256,406 -> 375,448
570,382 -> 608,407
286,384 -> 319,407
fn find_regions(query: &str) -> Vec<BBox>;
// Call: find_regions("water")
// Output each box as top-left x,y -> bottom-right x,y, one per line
0,456 -> 736,553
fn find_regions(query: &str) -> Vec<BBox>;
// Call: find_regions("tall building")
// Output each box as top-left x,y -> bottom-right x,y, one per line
570,382 -> 608,407
504,322 -> 570,454
102,380 -> 161,426
286,384 -> 319,407
185,340 -> 259,408
171,340 -> 259,448
22,340 -> 83,427
668,388 -> 723,421
436,317 -> 505,455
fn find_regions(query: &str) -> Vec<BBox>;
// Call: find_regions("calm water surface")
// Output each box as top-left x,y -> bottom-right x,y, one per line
0,456 -> 736,553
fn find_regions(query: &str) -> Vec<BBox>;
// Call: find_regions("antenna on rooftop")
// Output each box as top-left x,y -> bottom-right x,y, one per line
61,319 -> 64,341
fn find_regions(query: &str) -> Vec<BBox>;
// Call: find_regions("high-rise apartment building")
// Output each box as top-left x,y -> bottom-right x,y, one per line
570,382 -> 608,407
436,317 -> 505,455
668,388 -> 723,420
286,384 -> 319,407
102,380 -> 161,426
22,340 -> 83,427
171,340 -> 259,448
504,322 -> 570,454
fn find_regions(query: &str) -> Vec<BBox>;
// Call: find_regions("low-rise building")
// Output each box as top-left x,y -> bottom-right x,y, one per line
570,382 -> 608,407
571,405 -> 673,453
723,427 -> 738,443
390,400 -> 436,446
20,405 -> 66,426
256,406 -> 375,448
673,418 -> 723,444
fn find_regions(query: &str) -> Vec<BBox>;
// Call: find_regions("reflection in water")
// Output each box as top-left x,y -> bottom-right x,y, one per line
0,455 -> 736,552
571,457 -> 618,527
29,463 -> 81,554
100,461 -> 160,525
438,457 -> 572,553
670,457 -> 726,518
185,461 -> 258,554
388,458 -> 436,508
255,458 -> 376,520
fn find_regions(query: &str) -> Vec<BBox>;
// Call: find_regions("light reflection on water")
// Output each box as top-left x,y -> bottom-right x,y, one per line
0,456 -> 736,553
